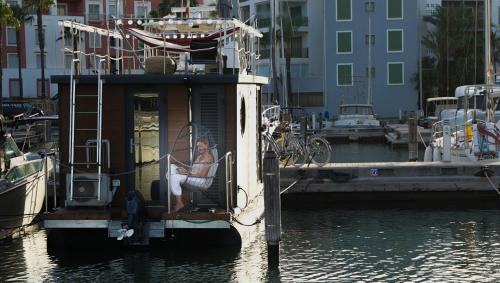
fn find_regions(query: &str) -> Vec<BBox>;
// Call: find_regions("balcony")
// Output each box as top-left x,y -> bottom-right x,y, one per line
260,48 -> 270,59
291,16 -> 308,27
290,48 -> 308,58
257,17 -> 271,28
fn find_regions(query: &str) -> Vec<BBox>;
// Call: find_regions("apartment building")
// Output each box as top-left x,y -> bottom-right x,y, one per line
239,0 -> 421,117
1,0 -> 205,99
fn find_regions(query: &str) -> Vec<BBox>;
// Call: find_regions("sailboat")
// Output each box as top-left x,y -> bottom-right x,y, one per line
425,0 -> 500,163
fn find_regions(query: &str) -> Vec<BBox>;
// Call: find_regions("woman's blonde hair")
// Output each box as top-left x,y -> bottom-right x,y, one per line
196,136 -> 209,145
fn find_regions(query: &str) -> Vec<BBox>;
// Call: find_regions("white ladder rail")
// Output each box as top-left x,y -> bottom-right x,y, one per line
68,59 -> 78,201
68,58 -> 105,203
96,59 -> 105,201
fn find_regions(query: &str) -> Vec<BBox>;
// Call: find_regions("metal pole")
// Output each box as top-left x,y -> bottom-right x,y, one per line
263,150 -> 281,268
44,156 -> 48,212
167,154 -> 171,213
52,154 -> 57,208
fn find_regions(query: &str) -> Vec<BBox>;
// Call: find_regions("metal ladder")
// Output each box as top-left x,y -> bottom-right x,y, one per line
68,59 -> 104,203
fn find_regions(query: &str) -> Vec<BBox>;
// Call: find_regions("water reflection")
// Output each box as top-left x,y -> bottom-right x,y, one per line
2,209 -> 500,282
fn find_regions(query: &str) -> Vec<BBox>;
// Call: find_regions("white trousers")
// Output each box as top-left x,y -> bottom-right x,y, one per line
168,164 -> 208,196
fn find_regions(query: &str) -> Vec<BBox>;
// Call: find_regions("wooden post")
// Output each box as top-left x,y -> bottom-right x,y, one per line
300,114 -> 308,144
408,111 -> 418,161
263,150 -> 281,268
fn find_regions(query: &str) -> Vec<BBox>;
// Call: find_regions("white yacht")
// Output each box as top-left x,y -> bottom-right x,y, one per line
333,104 -> 381,127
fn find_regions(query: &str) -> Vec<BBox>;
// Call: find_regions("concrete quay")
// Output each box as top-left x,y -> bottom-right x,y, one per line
280,161 -> 500,208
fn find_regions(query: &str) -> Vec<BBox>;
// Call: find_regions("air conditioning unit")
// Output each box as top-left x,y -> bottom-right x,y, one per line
66,173 -> 112,207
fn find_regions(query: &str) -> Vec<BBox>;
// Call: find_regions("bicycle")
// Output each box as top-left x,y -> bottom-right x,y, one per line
301,130 -> 332,167
262,123 -> 305,167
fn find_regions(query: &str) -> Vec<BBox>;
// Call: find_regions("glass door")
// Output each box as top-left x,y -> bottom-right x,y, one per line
133,93 -> 159,201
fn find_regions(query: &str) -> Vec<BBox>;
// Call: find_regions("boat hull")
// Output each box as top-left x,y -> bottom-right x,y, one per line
0,163 -> 48,230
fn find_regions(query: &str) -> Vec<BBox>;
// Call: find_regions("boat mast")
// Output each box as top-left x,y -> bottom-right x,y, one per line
485,0 -> 492,84
367,2 -> 372,105
485,0 -> 494,122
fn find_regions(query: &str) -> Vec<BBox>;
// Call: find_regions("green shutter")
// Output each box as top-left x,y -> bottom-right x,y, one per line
337,0 -> 351,20
337,32 -> 352,53
388,0 -> 402,19
388,63 -> 403,84
388,30 -> 402,52
338,65 -> 352,85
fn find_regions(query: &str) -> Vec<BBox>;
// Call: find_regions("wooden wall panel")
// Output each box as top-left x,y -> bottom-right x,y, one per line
167,86 -> 190,163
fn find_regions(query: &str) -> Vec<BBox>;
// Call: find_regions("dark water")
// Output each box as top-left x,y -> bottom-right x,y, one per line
2,209 -> 500,282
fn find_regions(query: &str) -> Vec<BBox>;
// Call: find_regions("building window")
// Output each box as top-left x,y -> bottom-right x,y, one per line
365,34 -> 375,45
7,27 -> 17,45
35,29 -> 45,46
241,6 -> 250,22
37,79 -> 50,97
336,0 -> 351,21
135,1 -> 151,18
6,0 -> 19,6
7,53 -> 19,68
108,1 -> 117,18
387,0 -> 403,19
387,62 -> 404,85
9,79 -> 21,98
337,31 -> 352,54
337,63 -> 353,86
88,33 -> 101,48
57,4 -> 67,16
365,1 -> 375,12
88,3 -> 101,21
387,29 -> 403,52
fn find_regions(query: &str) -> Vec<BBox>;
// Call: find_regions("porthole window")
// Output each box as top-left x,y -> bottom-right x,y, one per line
240,97 -> 246,136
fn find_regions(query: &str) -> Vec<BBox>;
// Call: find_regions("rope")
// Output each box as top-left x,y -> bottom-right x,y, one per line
483,172 -> 500,196
230,216 -> 261,227
280,179 -> 300,194
417,127 -> 428,148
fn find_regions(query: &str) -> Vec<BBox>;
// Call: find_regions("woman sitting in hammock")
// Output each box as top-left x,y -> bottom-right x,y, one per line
169,136 -> 214,212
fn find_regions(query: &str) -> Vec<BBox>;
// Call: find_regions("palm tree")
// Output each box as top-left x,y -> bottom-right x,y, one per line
26,0 -> 54,99
0,2 -> 18,114
11,4 -> 33,99
150,0 -> 197,18
422,4 -> 482,97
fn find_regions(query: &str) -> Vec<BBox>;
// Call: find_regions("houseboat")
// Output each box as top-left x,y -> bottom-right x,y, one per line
43,15 -> 267,246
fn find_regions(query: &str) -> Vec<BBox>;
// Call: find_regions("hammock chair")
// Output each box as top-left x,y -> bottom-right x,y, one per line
167,124 -> 220,193
181,145 -> 219,191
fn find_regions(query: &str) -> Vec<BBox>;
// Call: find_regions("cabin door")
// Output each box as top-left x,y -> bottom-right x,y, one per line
130,92 -> 166,204
191,86 -> 226,207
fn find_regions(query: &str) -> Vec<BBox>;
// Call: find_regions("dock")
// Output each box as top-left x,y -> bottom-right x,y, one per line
320,126 -> 386,141
385,124 -> 432,146
280,161 -> 500,208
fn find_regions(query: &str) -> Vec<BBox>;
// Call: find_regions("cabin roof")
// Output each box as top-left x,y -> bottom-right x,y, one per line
426,97 -> 458,103
51,74 -> 268,85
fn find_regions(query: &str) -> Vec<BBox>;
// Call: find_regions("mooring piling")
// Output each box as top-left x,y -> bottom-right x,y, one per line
263,150 -> 281,268
408,111 -> 418,161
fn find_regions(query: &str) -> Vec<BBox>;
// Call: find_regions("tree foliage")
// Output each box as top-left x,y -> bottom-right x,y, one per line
150,0 -> 198,18
421,4 -> 485,98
